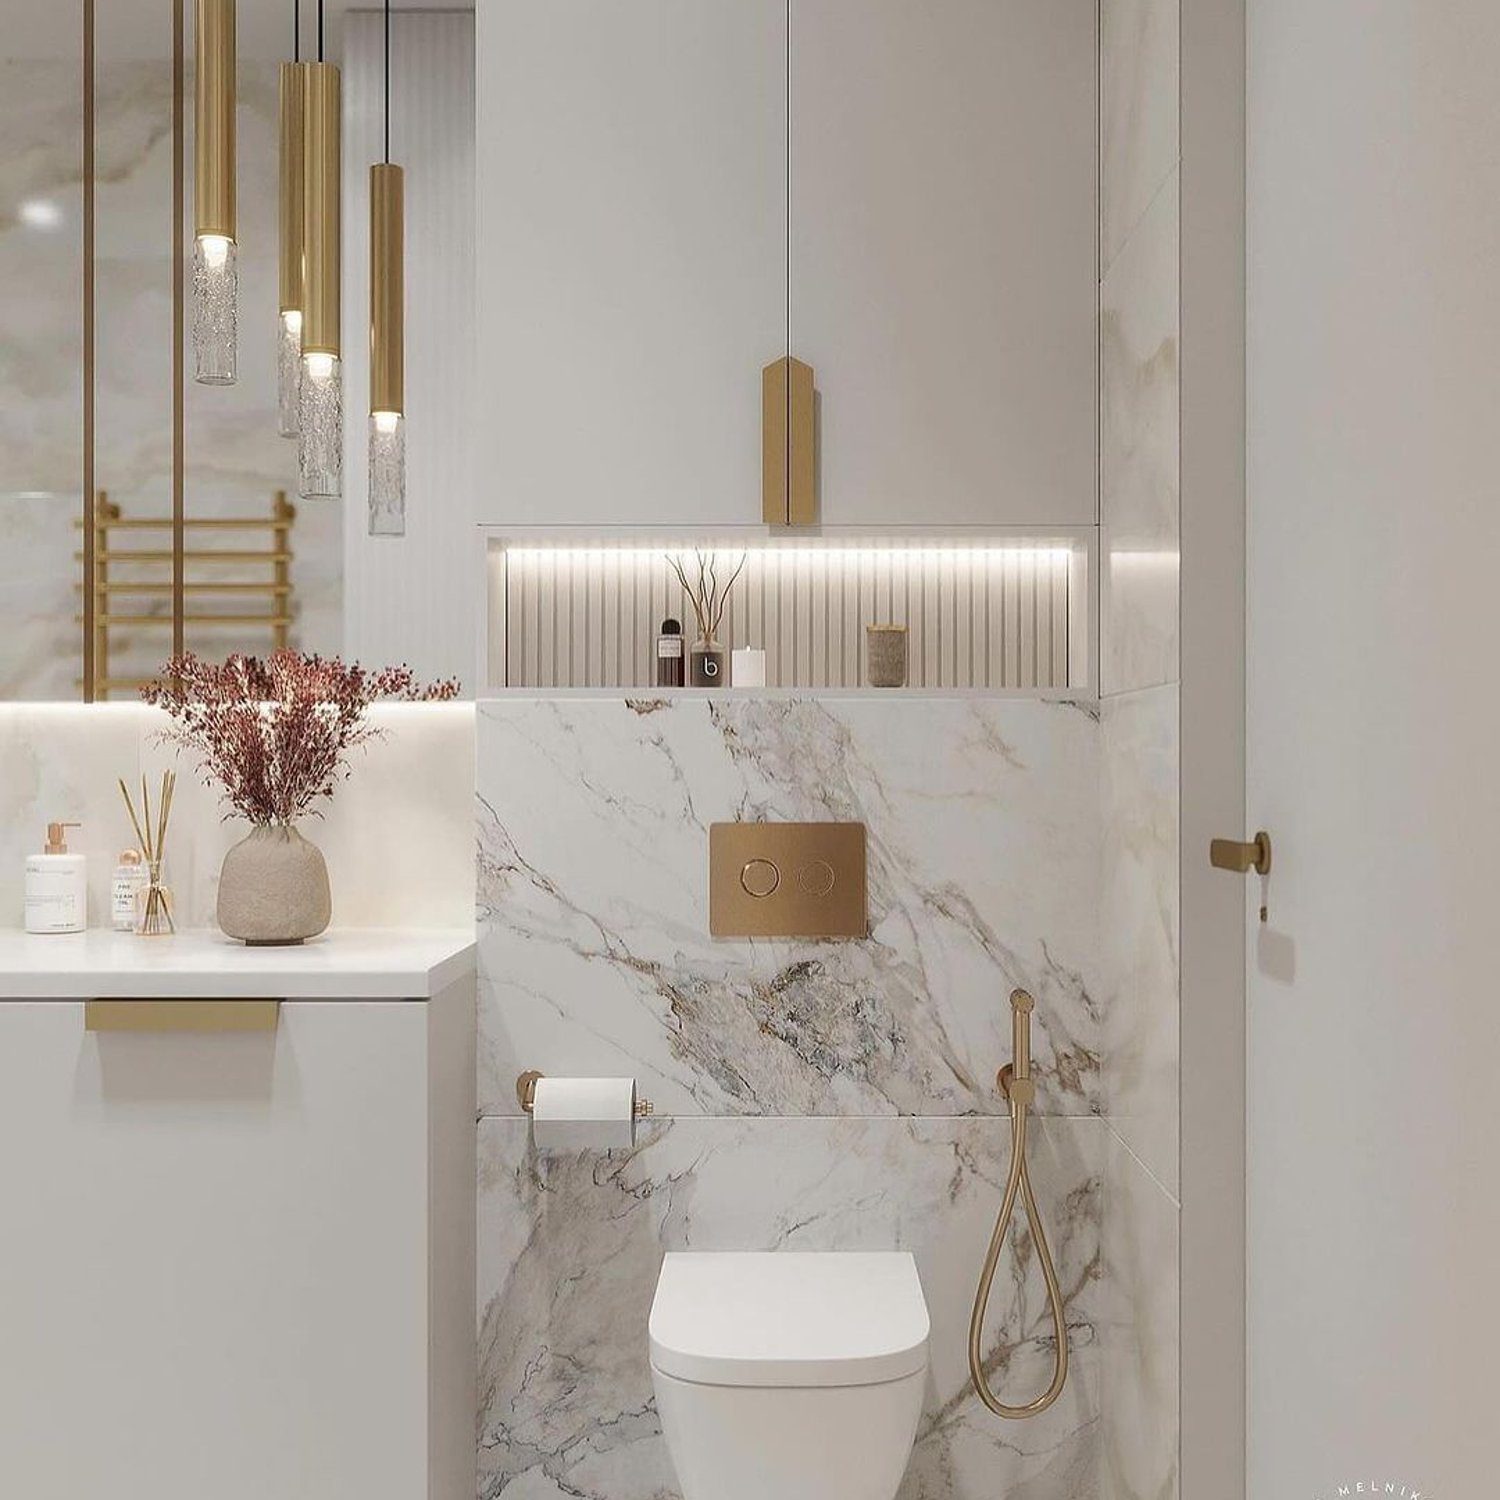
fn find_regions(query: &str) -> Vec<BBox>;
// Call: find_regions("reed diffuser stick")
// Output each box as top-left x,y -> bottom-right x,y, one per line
119,772 -> 177,935
118,777 -> 149,855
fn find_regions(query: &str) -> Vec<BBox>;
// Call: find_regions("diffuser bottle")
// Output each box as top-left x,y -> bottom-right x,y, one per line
656,618 -> 686,687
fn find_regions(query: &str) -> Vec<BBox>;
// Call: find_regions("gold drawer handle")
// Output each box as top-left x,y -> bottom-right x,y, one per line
84,1000 -> 281,1033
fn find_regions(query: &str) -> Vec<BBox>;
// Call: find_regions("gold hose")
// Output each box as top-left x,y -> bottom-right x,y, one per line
967,988 -> 1070,1418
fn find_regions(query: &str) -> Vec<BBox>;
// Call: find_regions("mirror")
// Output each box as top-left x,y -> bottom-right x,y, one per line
1,2 -> 476,701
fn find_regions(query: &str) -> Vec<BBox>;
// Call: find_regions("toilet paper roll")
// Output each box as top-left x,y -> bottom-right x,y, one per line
530,1076 -> 637,1152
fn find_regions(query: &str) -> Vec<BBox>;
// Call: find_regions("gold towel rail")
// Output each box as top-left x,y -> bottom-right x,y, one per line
82,491 -> 296,698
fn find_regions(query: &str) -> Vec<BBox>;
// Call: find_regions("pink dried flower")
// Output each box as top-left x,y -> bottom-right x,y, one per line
142,651 -> 460,826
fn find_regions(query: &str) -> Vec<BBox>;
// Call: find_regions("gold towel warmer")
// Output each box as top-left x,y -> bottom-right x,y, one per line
76,489 -> 296,698
968,987 -> 1070,1418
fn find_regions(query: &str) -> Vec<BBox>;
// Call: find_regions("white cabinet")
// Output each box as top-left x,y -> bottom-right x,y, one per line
477,0 -> 1096,530
789,0 -> 1098,526
478,0 -> 788,526
0,956 -> 475,1500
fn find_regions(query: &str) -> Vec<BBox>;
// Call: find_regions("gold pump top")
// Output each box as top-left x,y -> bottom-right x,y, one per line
45,821 -> 80,855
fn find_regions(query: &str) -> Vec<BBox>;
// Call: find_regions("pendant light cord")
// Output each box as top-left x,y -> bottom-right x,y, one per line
383,0 -> 391,164
293,0 -> 299,62
317,0 -> 324,62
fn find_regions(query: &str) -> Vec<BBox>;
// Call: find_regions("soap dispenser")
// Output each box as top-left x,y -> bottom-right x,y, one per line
24,822 -> 87,934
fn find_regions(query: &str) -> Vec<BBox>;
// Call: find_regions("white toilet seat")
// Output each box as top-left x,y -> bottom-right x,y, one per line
649,1253 -> 931,1500
650,1251 -> 930,1387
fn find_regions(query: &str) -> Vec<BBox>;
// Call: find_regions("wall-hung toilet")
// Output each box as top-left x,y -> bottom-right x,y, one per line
649,1251 -> 930,1500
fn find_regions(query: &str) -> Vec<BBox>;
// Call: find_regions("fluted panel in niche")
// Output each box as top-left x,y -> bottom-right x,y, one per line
343,13 -> 475,685
497,541 -> 1081,689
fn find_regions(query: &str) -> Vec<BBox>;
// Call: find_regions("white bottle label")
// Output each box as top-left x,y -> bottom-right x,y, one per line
657,638 -> 683,658
112,872 -> 145,930
24,865 -> 84,934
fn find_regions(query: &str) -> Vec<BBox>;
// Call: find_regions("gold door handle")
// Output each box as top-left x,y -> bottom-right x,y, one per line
84,999 -> 281,1033
1209,831 -> 1272,876
761,356 -> 817,526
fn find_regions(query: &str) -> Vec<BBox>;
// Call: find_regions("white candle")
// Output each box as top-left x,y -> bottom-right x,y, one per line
731,647 -> 767,687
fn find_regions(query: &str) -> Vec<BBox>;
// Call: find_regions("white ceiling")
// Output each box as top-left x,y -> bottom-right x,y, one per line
5,2 -> 474,63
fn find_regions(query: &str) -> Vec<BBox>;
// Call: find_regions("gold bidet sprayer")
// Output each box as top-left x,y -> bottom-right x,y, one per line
967,987 -> 1069,1418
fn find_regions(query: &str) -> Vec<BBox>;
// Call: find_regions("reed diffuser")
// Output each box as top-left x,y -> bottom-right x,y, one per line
118,771 -> 177,936
666,549 -> 747,687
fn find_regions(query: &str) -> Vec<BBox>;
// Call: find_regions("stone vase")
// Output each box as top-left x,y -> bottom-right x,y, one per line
216,824 -> 332,946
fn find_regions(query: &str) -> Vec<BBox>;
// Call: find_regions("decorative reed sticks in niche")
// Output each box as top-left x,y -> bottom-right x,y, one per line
666,549 -> 747,650
666,549 -> 748,686
118,771 -> 177,935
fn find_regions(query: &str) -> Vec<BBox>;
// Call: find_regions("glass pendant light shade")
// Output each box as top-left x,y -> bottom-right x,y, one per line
277,310 -> 302,436
298,59 -> 342,498
299,351 -> 342,498
368,411 -> 405,534
193,0 -> 237,385
192,234 -> 237,384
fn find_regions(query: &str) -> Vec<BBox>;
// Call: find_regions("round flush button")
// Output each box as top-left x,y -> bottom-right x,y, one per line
797,859 -> 837,897
740,859 -> 781,898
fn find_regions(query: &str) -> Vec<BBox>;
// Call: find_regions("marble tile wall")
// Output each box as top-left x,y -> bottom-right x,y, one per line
1099,0 -> 1182,1495
477,695 -> 1108,1500
0,702 -> 475,930
1101,684 -> 1180,1195
479,1114 -> 1105,1500
1100,0 -> 1180,699
478,697 -> 1103,1120
1101,177 -> 1180,698
1100,1132 -> 1179,1500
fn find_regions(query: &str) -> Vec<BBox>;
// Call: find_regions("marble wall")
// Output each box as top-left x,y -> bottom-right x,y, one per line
0,702 -> 475,930
477,695 -> 1108,1500
1099,0 -> 1182,1494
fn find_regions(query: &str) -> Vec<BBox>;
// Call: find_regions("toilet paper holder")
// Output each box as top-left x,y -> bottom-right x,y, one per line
516,1070 -> 655,1119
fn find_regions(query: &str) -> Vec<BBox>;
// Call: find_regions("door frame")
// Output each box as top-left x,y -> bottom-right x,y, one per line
1180,0 -> 1247,1494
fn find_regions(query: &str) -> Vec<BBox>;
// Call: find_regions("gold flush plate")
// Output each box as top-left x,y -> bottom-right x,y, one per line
709,822 -> 866,938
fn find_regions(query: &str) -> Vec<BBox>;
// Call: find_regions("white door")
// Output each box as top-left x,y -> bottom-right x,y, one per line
789,0 -> 1097,526
477,0 -> 787,527
1246,1 -> 1500,1494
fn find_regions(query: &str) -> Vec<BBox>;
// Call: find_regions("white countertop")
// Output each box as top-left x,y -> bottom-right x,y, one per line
0,927 -> 476,999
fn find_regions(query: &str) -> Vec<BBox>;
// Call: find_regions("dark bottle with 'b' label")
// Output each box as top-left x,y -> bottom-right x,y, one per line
656,617 -> 685,687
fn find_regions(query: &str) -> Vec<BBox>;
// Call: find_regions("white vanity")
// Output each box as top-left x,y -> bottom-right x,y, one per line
0,928 -> 476,1500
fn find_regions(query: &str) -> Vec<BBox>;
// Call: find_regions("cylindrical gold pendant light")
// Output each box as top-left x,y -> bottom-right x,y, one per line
298,11 -> 342,501
368,0 -> 406,535
192,0 -> 237,385
369,162 -> 406,533
276,49 -> 309,437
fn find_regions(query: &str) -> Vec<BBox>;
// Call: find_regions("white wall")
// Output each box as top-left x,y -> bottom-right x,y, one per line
343,12 -> 476,691
1248,2 -> 1500,1493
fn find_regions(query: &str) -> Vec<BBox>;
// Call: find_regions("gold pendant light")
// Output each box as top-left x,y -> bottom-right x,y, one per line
192,0 -> 237,385
368,0 -> 405,535
276,16 -> 310,437
298,0 -> 342,500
